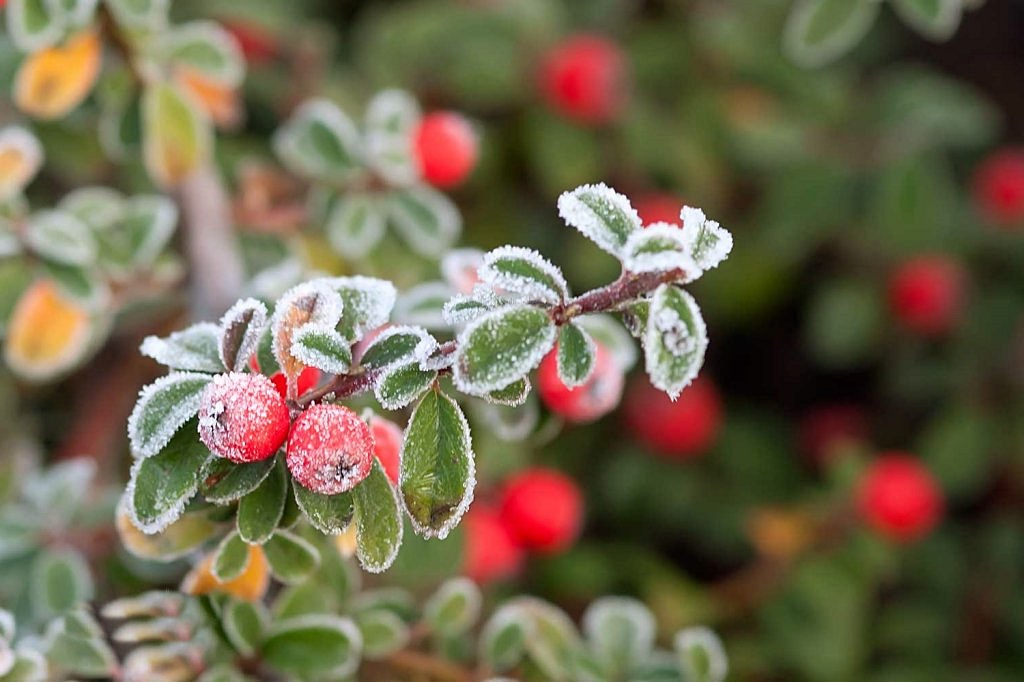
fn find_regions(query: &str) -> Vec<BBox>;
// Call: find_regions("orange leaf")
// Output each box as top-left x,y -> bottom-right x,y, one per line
0,126 -> 43,201
181,544 -> 269,602
142,81 -> 211,187
14,29 -> 102,120
4,279 -> 92,381
174,67 -> 242,129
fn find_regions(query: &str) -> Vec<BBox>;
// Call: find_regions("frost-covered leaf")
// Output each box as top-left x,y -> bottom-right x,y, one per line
141,323 -> 223,373
400,389 -> 475,539
117,195 -> 178,269
116,500 -> 218,562
494,597 -> 581,680
582,597 -> 656,675
891,0 -> 962,40
326,275 -> 397,342
271,280 -> 345,390
486,377 -> 531,407
290,325 -> 352,375
7,0 -> 64,52
479,604 -> 529,673
0,126 -> 43,201
264,530 -> 320,584
325,193 -> 386,260
30,549 -> 93,619
25,210 -> 97,267
375,362 -> 437,411
453,306 -> 556,395
127,421 -> 210,534
557,323 -> 595,388
479,246 -> 569,305
442,288 -> 503,327
128,373 -> 212,458
622,223 -> 698,277
262,615 -> 362,678
237,459 -> 287,544
38,260 -> 108,309
424,577 -> 482,636
106,0 -> 168,29
201,456 -> 276,504
644,285 -> 707,400
142,81 -> 211,188
393,282 -> 452,330
223,600 -> 267,657
577,314 -> 637,372
353,459 -> 403,573
356,609 -> 410,659
365,89 -> 421,186
679,207 -> 733,274
293,484 -> 354,535
3,649 -> 47,682
59,187 -> 122,229
675,627 -> 728,682
557,183 -> 641,257
783,0 -> 880,68
360,325 -> 435,371
44,613 -> 117,679
158,21 -> 245,86
441,248 -> 484,294
212,531 -> 250,582
274,99 -> 363,182
388,186 -> 461,259
219,298 -> 267,373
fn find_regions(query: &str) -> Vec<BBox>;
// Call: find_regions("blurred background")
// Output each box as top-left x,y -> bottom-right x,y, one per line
3,0 -> 1024,680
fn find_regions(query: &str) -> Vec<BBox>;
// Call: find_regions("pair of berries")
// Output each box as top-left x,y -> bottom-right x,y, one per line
464,469 -> 584,584
197,372 -> 403,496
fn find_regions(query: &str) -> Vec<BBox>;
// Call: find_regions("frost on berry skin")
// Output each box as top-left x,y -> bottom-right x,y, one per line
197,372 -> 291,464
140,322 -> 224,373
370,416 -> 403,484
128,373 -> 213,459
644,284 -> 708,400
414,111 -> 479,189
973,148 -> 1024,225
856,453 -> 943,543
441,248 -> 484,295
287,404 -> 375,496
499,468 -> 583,554
679,207 -> 733,274
537,341 -> 624,423
271,280 -> 344,395
888,255 -> 965,337
557,183 -> 641,257
479,246 -> 570,305
218,298 -> 268,373
622,223 -> 700,278
624,376 -> 722,458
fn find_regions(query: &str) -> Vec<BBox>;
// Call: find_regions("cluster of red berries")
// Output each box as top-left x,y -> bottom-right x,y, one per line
197,368 -> 404,495
463,468 -> 583,584
856,452 -> 943,543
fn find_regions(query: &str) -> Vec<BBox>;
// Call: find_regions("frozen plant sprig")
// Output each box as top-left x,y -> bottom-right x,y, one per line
123,182 -> 732,574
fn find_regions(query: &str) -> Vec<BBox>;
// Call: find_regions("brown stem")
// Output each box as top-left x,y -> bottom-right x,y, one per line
366,649 -> 474,682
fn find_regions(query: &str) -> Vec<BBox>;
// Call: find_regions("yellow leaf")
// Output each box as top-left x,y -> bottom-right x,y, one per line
4,278 -> 92,381
142,81 -> 211,187
174,67 -> 242,129
181,544 -> 269,602
0,126 -> 43,201
13,29 -> 102,120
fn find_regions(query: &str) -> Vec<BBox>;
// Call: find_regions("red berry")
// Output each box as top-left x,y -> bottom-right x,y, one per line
462,503 -> 525,584
856,453 -> 943,543
973,149 -> 1024,226
799,404 -> 868,465
536,342 -> 624,423
539,34 -> 627,126
286,404 -> 374,495
414,112 -> 478,189
888,255 -> 965,337
370,416 -> 402,485
499,468 -> 583,554
635,193 -> 684,227
270,366 -> 320,400
198,372 -> 291,463
220,19 -> 278,66
624,376 -> 722,459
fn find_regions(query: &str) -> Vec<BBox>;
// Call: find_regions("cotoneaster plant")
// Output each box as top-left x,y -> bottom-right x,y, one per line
122,183 -> 733,582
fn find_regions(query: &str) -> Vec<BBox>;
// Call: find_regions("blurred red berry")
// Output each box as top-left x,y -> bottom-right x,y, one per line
462,503 -> 525,583
539,34 -> 627,126
414,112 -> 478,189
973,148 -> 1024,226
799,404 -> 868,465
221,19 -> 279,65
370,416 -> 403,485
856,453 -> 943,543
499,468 -> 583,554
287,404 -> 374,495
635,193 -> 684,227
270,366 -> 320,400
624,376 -> 722,459
888,256 -> 965,337
537,342 -> 625,423
198,372 -> 290,463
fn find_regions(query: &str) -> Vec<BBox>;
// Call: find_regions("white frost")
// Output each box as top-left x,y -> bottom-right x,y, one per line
218,298 -> 268,372
675,626 -> 728,682
680,206 -> 733,273
271,280 -> 345,370
324,275 -> 398,341
127,372 -> 212,458
582,597 -> 656,665
451,306 -> 557,396
24,210 -> 97,267
273,98 -> 364,180
643,286 -> 708,400
479,245 -> 569,305
622,223 -> 700,279
440,248 -> 484,294
388,186 -> 462,259
140,323 -> 223,373
442,285 -> 503,327
290,324 -> 352,375
557,183 -> 641,257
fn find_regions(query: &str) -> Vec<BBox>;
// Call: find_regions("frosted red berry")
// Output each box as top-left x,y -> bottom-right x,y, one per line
462,503 -> 525,584
286,404 -> 374,495
973,148 -> 1024,226
370,416 -> 402,485
799,404 -> 868,465
198,372 -> 291,463
624,376 -> 722,459
270,366 -> 320,400
635,193 -> 684,227
537,342 -> 624,423
539,34 -> 627,126
888,255 -> 965,337
414,112 -> 478,189
499,468 -> 583,554
856,453 -> 943,543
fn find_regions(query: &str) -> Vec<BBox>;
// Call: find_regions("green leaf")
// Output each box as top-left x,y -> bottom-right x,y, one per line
274,99 -> 363,182
140,323 -> 224,374
212,532 -> 250,582
39,259 -> 108,308
582,597 -> 656,675
128,422 -> 211,533
359,326 -> 433,371
7,0 -> 64,52
293,484 -> 354,535
387,186 -> 462,258
479,606 -> 529,673
30,550 -> 94,619
201,456 -> 276,504
44,623 -> 117,679
25,210 -> 97,267
262,615 -> 362,678
400,389 -> 475,539
142,81 -> 211,188
353,460 -> 403,573
486,377 -> 531,407
643,284 -> 708,400
117,505 -> 218,562
264,530 -> 321,584
479,246 -> 569,305
453,305 -> 557,395
106,0 -> 169,29
375,362 -> 438,411
218,298 -> 268,373
290,325 -> 352,375
355,609 -> 410,660
327,275 -> 397,342
424,577 -> 482,637
118,194 -> 178,270
365,89 -> 421,186
223,600 -> 268,657
2,650 -> 47,682
675,627 -> 728,682
237,459 -> 287,544
514,598 -> 582,680
783,0 -> 880,68
557,183 -> 641,257
127,371 -> 212,459
159,21 -> 245,86
621,224 -> 694,275
326,193 -> 387,260
556,323 -> 596,388
891,0 -> 962,40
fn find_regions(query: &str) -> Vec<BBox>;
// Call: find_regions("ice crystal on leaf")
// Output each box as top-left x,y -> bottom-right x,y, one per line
140,323 -> 224,374
622,223 -> 699,278
557,183 -> 641,257
679,206 -> 733,274
127,372 -> 213,458
643,285 -> 708,400
479,245 -> 569,305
